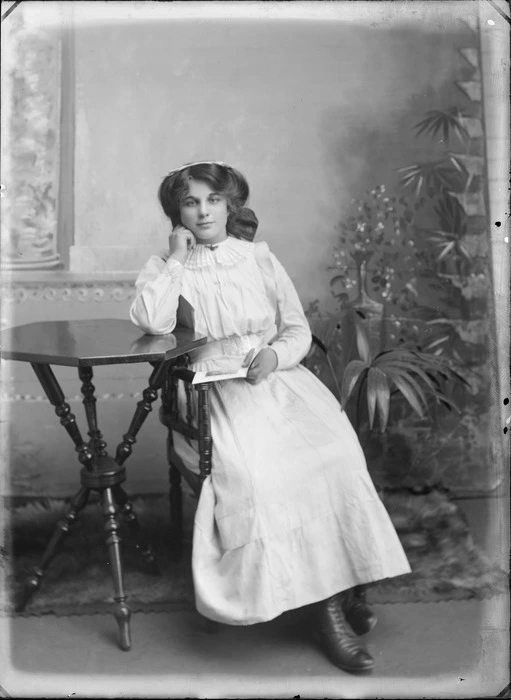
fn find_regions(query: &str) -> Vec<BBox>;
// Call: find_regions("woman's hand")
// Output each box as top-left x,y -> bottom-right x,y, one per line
245,347 -> 278,385
168,225 -> 196,265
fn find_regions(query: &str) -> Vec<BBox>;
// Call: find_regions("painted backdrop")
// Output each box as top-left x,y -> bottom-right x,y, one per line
1,2 -> 506,497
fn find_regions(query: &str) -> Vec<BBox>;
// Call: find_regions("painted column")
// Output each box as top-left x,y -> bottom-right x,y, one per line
1,4 -> 62,270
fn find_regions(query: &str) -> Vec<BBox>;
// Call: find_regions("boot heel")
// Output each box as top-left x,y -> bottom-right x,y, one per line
342,587 -> 378,636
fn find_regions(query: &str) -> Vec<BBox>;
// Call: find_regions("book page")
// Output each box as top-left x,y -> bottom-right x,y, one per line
191,367 -> 249,384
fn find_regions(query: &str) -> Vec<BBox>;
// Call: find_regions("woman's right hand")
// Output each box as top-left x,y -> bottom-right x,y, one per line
168,225 -> 196,265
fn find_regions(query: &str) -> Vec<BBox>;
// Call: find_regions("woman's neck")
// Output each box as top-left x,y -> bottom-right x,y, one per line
195,234 -> 230,246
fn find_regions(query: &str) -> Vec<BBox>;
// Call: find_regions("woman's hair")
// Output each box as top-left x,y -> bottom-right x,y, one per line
158,163 -> 250,235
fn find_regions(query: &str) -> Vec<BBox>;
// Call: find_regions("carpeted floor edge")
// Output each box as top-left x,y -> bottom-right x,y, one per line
0,589 -> 505,619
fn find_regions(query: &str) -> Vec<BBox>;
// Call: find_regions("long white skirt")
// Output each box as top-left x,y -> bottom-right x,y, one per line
173,363 -> 411,625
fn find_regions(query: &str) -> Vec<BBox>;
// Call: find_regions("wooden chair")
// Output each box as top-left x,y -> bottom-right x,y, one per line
158,356 -> 213,560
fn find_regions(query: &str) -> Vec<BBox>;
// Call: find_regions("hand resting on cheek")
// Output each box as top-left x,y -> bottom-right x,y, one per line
168,225 -> 196,265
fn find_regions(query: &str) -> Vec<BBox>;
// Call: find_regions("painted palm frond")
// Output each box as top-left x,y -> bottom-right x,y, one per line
446,153 -> 469,176
341,359 -> 370,405
413,193 -> 471,262
340,313 -> 468,432
419,226 -> 472,263
434,236 -> 472,263
434,193 -> 468,236
306,310 -> 364,403
366,367 -> 391,430
397,161 -> 462,196
421,319 -> 466,360
413,108 -> 469,144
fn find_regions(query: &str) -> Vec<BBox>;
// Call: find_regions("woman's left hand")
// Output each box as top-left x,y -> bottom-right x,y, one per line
245,348 -> 278,385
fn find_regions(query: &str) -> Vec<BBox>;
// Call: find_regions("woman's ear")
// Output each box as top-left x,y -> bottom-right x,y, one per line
227,207 -> 259,241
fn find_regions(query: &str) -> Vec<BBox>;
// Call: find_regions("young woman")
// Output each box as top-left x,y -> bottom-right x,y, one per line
130,161 -> 411,673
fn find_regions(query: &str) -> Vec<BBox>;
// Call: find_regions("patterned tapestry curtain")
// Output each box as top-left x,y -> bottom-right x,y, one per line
1,3 -> 62,270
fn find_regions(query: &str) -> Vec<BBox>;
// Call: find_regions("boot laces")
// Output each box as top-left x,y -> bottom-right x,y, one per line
327,602 -> 365,654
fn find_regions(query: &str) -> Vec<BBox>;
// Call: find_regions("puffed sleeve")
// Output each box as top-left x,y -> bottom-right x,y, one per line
129,255 -> 184,335
268,253 -> 312,370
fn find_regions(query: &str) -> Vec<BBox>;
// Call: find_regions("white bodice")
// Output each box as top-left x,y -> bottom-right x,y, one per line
130,236 -> 312,371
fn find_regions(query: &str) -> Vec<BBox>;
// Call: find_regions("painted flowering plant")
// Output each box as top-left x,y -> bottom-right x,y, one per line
330,185 -> 426,311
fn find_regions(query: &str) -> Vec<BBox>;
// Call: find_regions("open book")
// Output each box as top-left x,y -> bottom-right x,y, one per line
191,346 -> 259,384
192,366 -> 249,384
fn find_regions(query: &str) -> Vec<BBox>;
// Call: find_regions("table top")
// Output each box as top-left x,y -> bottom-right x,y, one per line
0,319 -> 207,367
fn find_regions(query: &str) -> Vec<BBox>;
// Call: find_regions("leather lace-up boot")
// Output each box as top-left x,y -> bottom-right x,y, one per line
314,594 -> 374,673
341,585 -> 378,636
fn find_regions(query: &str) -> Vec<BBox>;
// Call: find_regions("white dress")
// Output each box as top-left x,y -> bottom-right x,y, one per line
130,236 -> 411,625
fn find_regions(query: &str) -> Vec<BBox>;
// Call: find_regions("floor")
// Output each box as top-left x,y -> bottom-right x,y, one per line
0,497 -> 509,699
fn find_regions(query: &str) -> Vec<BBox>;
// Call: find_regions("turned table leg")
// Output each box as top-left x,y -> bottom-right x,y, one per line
79,365 -> 108,456
112,484 -> 160,575
101,487 -> 131,651
31,363 -> 96,471
115,361 -> 170,466
16,486 -> 90,612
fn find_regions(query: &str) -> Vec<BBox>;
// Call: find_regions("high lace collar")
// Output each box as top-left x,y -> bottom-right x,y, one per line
184,235 -> 253,269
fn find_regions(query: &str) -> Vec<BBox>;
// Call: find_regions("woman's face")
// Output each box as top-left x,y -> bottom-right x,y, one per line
179,180 -> 229,244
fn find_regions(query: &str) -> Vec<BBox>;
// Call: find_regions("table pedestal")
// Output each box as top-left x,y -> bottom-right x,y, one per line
16,360 -> 170,651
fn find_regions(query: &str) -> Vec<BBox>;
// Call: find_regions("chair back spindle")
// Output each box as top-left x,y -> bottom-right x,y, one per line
185,382 -> 194,429
196,383 -> 213,480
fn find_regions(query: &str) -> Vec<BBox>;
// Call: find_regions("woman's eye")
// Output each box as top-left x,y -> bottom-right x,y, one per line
209,197 -> 220,203
183,199 -> 196,207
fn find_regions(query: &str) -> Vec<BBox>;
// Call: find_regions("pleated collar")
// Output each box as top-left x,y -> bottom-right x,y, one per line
184,235 -> 253,269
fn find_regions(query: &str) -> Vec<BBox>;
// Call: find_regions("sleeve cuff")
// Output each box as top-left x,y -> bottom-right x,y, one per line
163,258 -> 184,275
268,341 -> 284,369
267,345 -> 279,369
